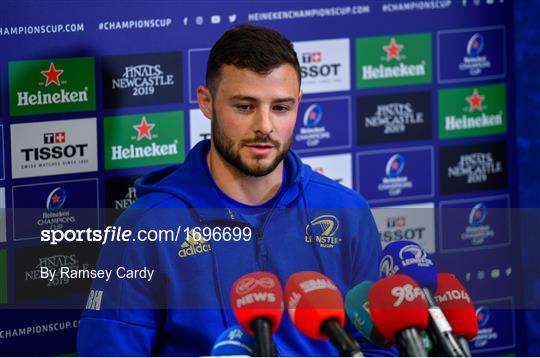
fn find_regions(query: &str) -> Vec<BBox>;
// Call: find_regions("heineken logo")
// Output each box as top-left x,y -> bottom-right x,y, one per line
356,33 -> 432,89
9,57 -> 96,116
132,117 -> 155,141
41,63 -> 64,87
104,111 -> 185,170
439,83 -> 506,139
466,88 -> 484,112
383,37 -> 404,61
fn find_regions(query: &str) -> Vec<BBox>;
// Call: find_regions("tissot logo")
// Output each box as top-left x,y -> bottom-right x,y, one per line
356,33 -> 432,89
8,57 -> 96,116
293,38 -> 350,94
10,118 -> 97,179
372,203 -> 435,253
14,243 -> 99,302
439,141 -> 507,194
12,179 -> 99,241
102,52 -> 182,108
438,26 -> 506,83
104,111 -> 185,170
438,83 -> 506,139
357,91 -> 432,145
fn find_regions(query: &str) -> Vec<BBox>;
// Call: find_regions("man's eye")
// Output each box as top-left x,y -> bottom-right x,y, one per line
273,105 -> 290,112
236,104 -> 252,112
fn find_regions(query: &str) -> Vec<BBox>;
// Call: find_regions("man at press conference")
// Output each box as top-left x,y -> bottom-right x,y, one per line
77,24 -> 395,356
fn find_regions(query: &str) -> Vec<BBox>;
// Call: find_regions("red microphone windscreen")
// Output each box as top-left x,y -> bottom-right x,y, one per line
368,274 -> 429,342
284,271 -> 345,340
230,272 -> 284,335
435,272 -> 478,341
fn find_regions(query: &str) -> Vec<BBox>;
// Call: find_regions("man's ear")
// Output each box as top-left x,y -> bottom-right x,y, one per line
197,85 -> 213,120
298,89 -> 303,105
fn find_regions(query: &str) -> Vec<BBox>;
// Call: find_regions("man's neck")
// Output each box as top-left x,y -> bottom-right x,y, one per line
207,145 -> 284,206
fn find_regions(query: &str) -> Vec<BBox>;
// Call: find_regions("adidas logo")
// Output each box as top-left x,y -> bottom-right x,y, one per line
178,230 -> 211,258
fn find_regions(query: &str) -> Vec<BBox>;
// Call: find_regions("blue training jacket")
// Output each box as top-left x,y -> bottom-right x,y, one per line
77,140 -> 396,356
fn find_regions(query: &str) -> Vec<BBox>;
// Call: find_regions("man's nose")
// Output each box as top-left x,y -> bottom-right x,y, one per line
253,107 -> 273,135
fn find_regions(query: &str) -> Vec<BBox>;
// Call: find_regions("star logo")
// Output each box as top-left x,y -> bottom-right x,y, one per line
383,37 -> 404,61
41,62 -> 64,87
133,116 -> 155,141
466,88 -> 485,112
52,194 -> 60,204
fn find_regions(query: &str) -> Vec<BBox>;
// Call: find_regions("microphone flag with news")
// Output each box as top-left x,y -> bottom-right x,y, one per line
345,280 -> 393,348
284,271 -> 363,357
211,325 -> 255,356
379,240 -> 466,357
368,274 -> 428,357
435,272 -> 479,357
231,272 -> 283,357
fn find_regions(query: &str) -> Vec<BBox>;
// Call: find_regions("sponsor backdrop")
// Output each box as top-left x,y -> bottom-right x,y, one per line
0,0 -> 525,355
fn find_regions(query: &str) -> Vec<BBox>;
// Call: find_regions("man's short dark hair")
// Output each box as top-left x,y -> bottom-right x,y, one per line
206,24 -> 301,96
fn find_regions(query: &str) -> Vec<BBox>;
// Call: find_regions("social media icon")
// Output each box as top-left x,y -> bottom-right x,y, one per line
229,14 -> 237,23
211,15 -> 221,24
195,16 -> 203,25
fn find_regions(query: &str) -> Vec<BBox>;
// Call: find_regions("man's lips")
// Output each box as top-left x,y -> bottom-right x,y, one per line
244,143 -> 276,155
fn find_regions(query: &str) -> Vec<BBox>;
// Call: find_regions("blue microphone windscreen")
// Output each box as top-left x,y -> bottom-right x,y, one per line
345,281 -> 374,340
211,325 -> 255,356
379,240 -> 438,292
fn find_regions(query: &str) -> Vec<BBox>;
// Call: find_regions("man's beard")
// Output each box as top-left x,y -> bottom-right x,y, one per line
210,106 -> 293,177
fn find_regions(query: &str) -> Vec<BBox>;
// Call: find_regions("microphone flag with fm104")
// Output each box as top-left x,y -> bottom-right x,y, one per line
231,271 -> 284,357
435,272 -> 479,357
379,240 -> 466,357
284,271 -> 363,357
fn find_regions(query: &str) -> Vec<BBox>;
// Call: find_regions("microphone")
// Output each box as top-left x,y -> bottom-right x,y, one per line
231,272 -> 283,357
344,281 -> 393,348
284,271 -> 363,357
368,274 -> 428,357
379,240 -> 466,357
435,273 -> 479,357
211,325 -> 255,356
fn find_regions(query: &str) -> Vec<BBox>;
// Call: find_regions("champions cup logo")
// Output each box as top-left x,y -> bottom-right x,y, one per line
46,187 -> 67,211
304,104 -> 323,128
235,277 -> 275,295
469,203 -> 488,226
386,154 -> 405,177
379,255 -> 399,276
473,305 -> 495,348
304,215 -> 342,249
460,33 -> 491,76
447,152 -> 503,184
39,187 -> 75,229
377,154 -> 412,197
112,64 -> 174,96
461,203 -> 494,246
295,104 -> 330,147
398,244 -> 433,267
